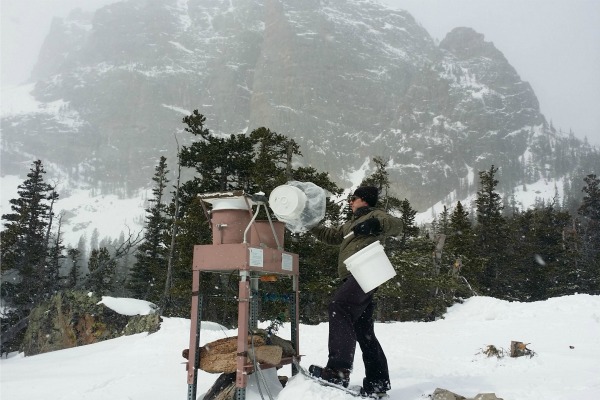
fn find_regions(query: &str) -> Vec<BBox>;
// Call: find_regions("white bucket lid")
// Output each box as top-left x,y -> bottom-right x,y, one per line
204,197 -> 253,210
269,185 -> 308,220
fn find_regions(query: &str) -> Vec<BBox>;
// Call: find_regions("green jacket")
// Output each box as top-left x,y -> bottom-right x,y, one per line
310,206 -> 403,279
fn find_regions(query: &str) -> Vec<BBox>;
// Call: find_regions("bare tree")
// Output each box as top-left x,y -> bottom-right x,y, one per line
162,134 -> 182,312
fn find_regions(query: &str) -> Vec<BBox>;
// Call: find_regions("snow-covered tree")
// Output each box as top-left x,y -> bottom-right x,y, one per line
1,160 -> 58,309
129,156 -> 171,301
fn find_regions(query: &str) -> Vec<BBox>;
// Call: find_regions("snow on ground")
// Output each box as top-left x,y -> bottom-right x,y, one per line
98,296 -> 158,316
1,294 -> 599,400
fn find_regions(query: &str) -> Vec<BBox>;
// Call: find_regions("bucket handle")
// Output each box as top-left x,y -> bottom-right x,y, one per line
242,194 -> 282,250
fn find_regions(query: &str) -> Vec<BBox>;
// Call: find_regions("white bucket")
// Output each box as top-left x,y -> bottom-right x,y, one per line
343,241 -> 396,293
269,185 -> 308,221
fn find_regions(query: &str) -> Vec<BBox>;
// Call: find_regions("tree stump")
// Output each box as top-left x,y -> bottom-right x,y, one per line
203,372 -> 236,400
510,341 -> 534,357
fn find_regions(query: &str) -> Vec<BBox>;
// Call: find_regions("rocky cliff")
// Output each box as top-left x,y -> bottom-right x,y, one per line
1,0 -> 597,210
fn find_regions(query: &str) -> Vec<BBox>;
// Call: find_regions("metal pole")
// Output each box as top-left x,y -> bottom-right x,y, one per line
291,274 -> 300,375
187,270 -> 202,400
235,272 -> 250,400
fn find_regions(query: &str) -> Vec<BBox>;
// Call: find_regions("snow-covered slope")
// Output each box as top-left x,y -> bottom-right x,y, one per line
2,294 -> 599,399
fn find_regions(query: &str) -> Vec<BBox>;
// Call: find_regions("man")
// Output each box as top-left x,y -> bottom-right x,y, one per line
308,186 -> 403,398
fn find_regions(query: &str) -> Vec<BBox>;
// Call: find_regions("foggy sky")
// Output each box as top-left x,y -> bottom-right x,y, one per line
2,0 -> 599,145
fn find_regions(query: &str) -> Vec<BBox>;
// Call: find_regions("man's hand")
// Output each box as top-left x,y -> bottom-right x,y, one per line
352,217 -> 382,236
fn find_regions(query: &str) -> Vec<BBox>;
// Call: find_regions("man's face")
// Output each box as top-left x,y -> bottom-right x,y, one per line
348,195 -> 368,213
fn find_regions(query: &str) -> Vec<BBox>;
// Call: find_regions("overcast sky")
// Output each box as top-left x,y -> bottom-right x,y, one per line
2,0 -> 599,145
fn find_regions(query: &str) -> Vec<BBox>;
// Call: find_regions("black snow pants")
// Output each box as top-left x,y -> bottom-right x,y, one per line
326,276 -> 390,389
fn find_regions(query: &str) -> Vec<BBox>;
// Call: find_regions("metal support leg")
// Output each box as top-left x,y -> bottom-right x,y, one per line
235,387 -> 247,400
291,274 -> 300,375
235,274 -> 250,399
187,270 -> 202,400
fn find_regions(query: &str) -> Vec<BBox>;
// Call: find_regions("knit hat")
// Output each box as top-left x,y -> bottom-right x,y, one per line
353,186 -> 379,207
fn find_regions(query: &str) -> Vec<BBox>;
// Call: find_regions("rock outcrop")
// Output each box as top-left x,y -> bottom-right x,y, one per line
21,290 -> 161,356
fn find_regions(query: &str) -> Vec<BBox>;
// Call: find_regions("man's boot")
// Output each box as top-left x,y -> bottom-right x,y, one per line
359,378 -> 391,398
308,364 -> 351,387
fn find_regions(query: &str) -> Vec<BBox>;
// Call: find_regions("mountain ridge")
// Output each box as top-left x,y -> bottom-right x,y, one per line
1,0 -> 597,212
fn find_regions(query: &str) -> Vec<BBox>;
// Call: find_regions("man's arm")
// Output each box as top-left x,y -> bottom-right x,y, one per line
377,210 -> 404,237
310,224 -> 345,245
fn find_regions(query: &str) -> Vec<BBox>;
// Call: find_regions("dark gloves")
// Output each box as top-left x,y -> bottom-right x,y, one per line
352,217 -> 382,236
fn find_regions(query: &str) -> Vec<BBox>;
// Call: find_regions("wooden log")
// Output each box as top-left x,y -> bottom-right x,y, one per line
253,328 -> 296,357
251,345 -> 283,366
198,335 -> 265,373
182,331 -> 295,374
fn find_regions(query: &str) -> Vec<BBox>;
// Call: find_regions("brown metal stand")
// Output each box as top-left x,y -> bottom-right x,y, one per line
185,243 -> 300,400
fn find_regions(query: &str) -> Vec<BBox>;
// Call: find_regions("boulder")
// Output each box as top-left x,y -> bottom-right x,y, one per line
21,290 -> 160,356
431,388 -> 503,400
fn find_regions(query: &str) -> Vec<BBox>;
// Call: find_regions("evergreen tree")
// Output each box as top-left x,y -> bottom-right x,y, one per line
67,248 -> 82,288
1,160 -> 58,310
577,174 -> 600,293
386,235 -> 455,321
579,174 -> 600,221
447,202 -> 473,256
86,247 -> 117,295
378,194 -> 421,318
167,111 -> 341,323
112,232 -> 132,297
129,157 -> 171,302
162,142 -> 182,314
76,235 -> 88,273
250,127 -> 301,190
436,206 -> 450,236
46,215 -> 66,295
180,111 -> 255,192
90,228 -> 99,251
397,198 -> 420,250
446,201 -> 481,296
168,190 -> 212,317
474,165 -> 507,295
376,194 -> 425,320
361,157 -> 390,194
507,206 -> 573,300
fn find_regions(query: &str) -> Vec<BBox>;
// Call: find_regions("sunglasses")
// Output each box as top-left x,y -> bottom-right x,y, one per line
348,196 -> 360,202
